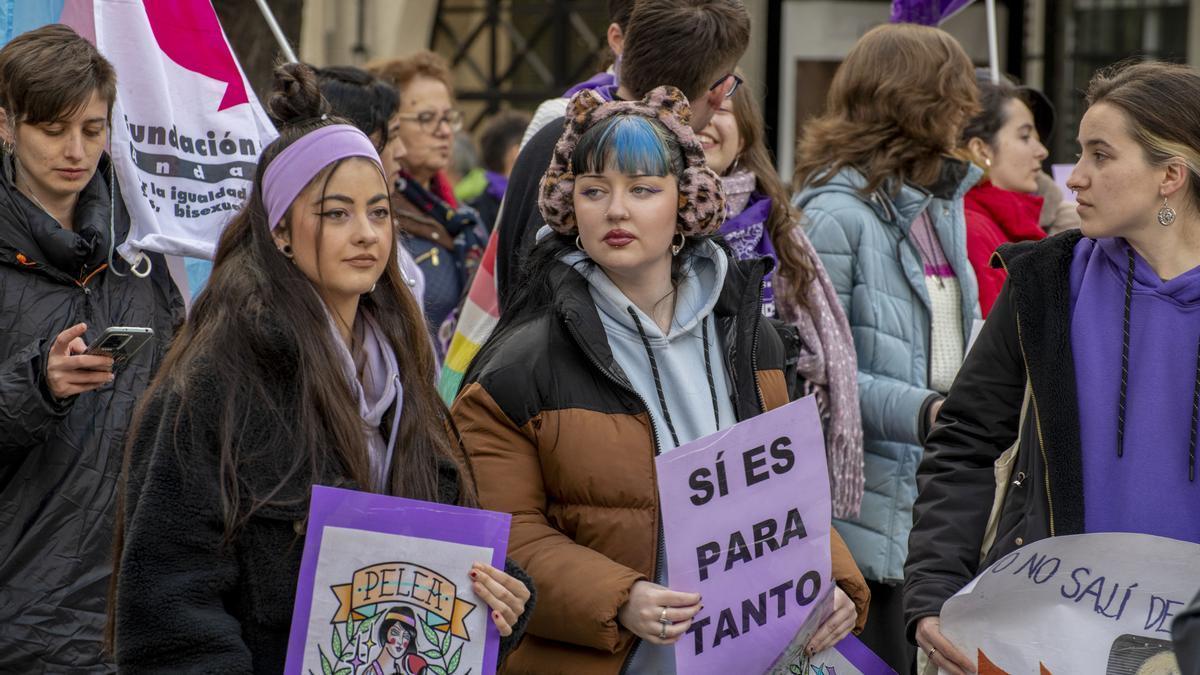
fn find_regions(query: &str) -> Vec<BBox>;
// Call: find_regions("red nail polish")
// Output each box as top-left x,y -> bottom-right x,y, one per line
469,571 -> 477,579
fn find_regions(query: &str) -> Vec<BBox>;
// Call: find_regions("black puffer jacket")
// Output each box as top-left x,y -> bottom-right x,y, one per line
903,231 -> 1086,641
115,312 -> 533,674
0,154 -> 182,672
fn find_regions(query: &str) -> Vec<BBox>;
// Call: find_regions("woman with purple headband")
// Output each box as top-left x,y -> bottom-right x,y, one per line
110,64 -> 531,673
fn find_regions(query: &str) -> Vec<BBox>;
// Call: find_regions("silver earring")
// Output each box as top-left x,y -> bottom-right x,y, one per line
1157,197 -> 1176,226
279,243 -> 294,258
984,157 -> 992,168
670,232 -> 685,256
575,234 -> 585,252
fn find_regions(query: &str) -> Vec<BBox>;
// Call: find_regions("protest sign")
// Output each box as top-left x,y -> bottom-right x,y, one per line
656,396 -> 833,674
804,635 -> 898,675
940,533 -> 1198,674
94,0 -> 277,264
285,486 -> 511,675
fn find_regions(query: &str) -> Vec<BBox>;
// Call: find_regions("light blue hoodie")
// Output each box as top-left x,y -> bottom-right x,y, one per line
564,239 -> 738,674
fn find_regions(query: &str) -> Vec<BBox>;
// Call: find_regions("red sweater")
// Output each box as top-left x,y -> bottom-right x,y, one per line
963,181 -> 1045,316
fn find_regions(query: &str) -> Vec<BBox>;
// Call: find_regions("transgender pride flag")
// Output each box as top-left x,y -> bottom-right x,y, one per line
0,0 -> 93,46
890,0 -> 975,24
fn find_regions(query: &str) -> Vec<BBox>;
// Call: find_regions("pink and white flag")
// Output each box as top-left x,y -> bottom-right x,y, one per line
94,0 -> 276,264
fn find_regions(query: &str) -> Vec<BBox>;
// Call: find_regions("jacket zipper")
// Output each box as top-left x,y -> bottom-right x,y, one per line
563,320 -> 662,674
993,253 -> 1056,536
750,275 -> 766,413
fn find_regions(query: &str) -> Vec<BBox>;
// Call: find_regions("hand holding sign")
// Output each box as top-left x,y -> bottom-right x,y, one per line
915,616 -> 975,675
806,586 -> 857,655
469,561 -> 530,636
618,580 -> 703,644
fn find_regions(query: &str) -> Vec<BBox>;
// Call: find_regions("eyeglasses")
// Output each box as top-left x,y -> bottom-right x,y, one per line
395,109 -> 464,133
708,73 -> 744,99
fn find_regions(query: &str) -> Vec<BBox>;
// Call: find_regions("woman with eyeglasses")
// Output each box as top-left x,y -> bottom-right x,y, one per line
369,52 -> 487,348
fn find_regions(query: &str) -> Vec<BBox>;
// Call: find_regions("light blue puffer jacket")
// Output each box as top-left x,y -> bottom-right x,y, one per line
792,163 -> 981,583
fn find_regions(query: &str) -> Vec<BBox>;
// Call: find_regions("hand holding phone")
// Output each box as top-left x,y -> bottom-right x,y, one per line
83,326 -> 155,369
46,323 -> 115,399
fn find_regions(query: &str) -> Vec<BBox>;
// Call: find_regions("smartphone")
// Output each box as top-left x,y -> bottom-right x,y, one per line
84,326 -> 155,369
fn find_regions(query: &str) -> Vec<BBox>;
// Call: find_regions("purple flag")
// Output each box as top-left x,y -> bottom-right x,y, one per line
656,396 -> 833,674
285,486 -> 511,675
890,0 -> 975,24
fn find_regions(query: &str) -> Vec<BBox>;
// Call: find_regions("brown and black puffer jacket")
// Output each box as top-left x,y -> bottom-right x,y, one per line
451,255 -> 870,675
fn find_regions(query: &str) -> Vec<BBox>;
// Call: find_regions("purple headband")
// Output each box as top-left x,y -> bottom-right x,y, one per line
262,124 -> 384,230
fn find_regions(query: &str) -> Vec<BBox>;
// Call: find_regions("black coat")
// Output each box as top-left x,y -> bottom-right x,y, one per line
115,316 -> 533,674
494,119 -> 562,313
0,155 -> 181,672
903,230 -> 1087,642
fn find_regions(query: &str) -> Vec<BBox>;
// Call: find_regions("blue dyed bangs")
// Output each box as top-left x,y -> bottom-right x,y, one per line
571,115 -> 683,178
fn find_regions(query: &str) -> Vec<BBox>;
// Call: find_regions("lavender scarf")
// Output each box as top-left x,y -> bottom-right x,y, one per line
328,310 -> 403,491
721,170 -> 865,518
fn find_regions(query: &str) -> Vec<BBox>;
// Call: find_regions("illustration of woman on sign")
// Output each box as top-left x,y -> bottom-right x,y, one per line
369,606 -> 429,675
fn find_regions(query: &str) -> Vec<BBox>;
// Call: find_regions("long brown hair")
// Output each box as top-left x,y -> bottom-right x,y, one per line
792,23 -> 979,195
728,75 -> 816,314
107,63 -> 472,647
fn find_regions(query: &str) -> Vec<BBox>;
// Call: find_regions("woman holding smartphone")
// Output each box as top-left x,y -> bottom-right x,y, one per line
0,25 -> 181,671
110,63 -> 532,673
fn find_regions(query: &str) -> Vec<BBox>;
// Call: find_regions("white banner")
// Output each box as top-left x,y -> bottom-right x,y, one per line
941,533 -> 1197,674
95,0 -> 276,263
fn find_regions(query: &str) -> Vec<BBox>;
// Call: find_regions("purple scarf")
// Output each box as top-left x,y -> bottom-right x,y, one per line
720,193 -> 777,316
484,170 -> 507,203
563,71 -> 617,98
719,170 -> 864,518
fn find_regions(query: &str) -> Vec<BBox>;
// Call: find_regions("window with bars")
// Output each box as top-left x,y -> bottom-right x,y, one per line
1046,0 -> 1189,161
431,0 -> 612,132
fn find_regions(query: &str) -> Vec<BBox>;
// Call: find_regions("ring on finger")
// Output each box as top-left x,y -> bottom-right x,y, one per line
927,647 -> 938,659
658,622 -> 668,639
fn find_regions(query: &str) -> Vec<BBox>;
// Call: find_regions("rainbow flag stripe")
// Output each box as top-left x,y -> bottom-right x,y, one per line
437,231 -> 500,404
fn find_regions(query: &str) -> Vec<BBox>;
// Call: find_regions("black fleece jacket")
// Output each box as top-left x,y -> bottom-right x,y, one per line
115,318 -> 533,674
903,230 -> 1087,642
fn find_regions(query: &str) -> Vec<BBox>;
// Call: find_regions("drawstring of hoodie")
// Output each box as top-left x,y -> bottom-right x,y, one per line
1116,247 -> 1199,482
629,307 -> 720,448
1190,337 -> 1199,482
1117,250 -> 1135,458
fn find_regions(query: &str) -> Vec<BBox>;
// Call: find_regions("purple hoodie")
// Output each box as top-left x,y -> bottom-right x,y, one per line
1070,237 -> 1200,544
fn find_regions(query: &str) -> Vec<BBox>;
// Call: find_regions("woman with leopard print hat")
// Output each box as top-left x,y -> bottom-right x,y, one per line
450,87 -> 869,674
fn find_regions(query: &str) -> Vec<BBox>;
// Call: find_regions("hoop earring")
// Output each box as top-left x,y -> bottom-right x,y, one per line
575,234 -> 585,252
279,243 -> 294,258
1158,197 -> 1177,226
670,232 -> 685,256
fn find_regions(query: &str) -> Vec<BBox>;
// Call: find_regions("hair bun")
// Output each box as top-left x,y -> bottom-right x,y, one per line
267,62 -> 331,127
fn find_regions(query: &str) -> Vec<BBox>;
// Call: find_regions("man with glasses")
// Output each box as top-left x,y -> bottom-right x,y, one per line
486,0 -> 751,313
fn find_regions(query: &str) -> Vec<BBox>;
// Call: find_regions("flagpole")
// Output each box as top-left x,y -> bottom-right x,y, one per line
985,0 -> 1000,83
253,0 -> 299,63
